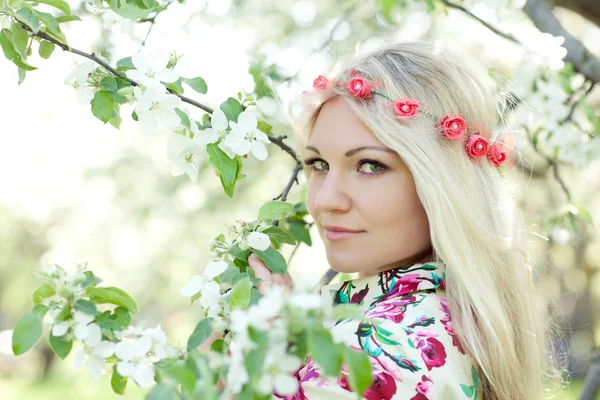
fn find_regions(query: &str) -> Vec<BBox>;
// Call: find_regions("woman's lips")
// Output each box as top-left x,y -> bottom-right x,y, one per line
324,228 -> 365,241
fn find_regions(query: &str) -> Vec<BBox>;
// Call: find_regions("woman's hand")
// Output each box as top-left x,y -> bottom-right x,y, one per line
248,252 -> 294,295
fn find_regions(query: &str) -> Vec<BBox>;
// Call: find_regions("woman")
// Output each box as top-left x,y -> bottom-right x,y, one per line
247,41 -> 559,399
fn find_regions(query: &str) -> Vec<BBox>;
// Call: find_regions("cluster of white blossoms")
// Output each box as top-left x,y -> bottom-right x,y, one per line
113,325 -> 179,387
513,59 -> 600,167
65,48 -> 271,184
225,284 -> 324,396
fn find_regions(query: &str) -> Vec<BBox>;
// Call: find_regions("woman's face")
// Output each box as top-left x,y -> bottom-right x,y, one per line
305,97 -> 433,278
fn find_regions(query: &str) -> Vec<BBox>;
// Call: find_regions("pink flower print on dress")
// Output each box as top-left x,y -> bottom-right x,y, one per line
364,301 -> 406,323
410,375 -> 436,400
410,330 -> 448,371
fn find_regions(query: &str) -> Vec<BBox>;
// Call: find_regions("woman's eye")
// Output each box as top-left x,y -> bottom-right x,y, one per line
359,162 -> 384,174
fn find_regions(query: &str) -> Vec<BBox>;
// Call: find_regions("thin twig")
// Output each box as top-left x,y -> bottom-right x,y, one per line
440,0 -> 523,45
138,0 -> 178,51
560,79 -> 595,124
273,163 -> 302,202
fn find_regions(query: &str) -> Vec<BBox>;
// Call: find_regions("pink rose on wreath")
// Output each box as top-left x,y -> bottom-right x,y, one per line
465,134 -> 489,158
410,375 -> 435,400
393,98 -> 420,119
313,75 -> 331,89
346,75 -> 373,98
487,144 -> 506,167
437,115 -> 467,140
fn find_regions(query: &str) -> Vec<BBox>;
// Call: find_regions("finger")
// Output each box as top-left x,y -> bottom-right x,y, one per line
248,253 -> 272,282
272,274 -> 286,286
283,273 -> 294,289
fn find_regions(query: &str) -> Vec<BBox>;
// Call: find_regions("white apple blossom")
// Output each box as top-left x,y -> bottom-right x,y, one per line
199,280 -> 223,319
133,86 -> 182,135
200,109 -> 233,155
248,284 -> 285,329
247,231 -> 271,251
221,111 -> 270,160
142,324 -> 178,360
52,310 -> 95,340
288,292 -> 323,310
114,335 -> 156,387
64,62 -> 97,105
73,323 -> 115,382
256,351 -> 301,396
226,340 -> 249,394
166,132 -> 205,183
126,49 -> 179,88
180,260 -> 228,297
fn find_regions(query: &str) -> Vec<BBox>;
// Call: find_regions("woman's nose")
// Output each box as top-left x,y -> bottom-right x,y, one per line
313,172 -> 351,213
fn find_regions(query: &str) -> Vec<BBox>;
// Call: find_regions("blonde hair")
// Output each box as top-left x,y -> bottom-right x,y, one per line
289,41 -> 564,400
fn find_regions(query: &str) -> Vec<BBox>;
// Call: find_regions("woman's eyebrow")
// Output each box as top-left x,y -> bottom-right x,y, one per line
304,145 -> 395,157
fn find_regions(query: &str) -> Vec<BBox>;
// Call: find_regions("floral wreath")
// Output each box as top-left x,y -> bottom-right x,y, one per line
309,71 -> 508,168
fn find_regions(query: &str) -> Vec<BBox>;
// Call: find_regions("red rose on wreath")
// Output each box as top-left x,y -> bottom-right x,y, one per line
487,144 -> 506,167
393,98 -> 420,119
346,75 -> 373,98
465,134 -> 489,158
437,115 -> 467,140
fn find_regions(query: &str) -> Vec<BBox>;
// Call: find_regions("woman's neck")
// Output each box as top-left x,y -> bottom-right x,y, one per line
357,246 -> 435,279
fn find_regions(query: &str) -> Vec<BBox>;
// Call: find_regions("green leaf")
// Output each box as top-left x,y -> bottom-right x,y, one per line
16,7 -> 40,33
244,347 -> 267,380
257,120 -> 273,135
87,287 -> 139,314
95,307 -> 131,330
219,97 -> 243,123
569,202 -> 594,224
146,383 -> 180,400
166,78 -> 184,95
342,346 -> 373,396
32,283 -> 55,305
116,56 -> 135,72
100,76 -> 118,91
308,328 -> 342,377
35,11 -> 65,42
258,201 -> 293,221
253,247 -> 287,274
12,311 -> 44,355
91,91 -> 114,122
74,299 -> 97,316
11,24 -> 29,59
286,220 -> 312,246
56,15 -> 82,23
263,226 -> 296,245
187,318 -> 213,352
80,270 -> 103,289
228,243 -> 251,262
162,362 -> 196,392
0,29 -> 37,71
38,41 -> 55,59
174,107 -> 191,129
35,0 -> 72,15
111,365 -> 128,395
206,143 -> 238,186
182,77 -> 207,94
230,277 -> 252,310
109,0 -> 157,20
424,0 -> 436,12
49,332 -> 72,359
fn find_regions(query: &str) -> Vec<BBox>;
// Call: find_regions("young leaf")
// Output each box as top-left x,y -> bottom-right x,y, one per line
12,310 -> 45,355
36,0 -> 72,15
56,15 -> 82,23
0,29 -> 37,71
32,283 -> 55,305
342,346 -> 373,396
263,226 -> 296,245
307,328 -> 342,377
174,108 -> 191,129
220,97 -> 243,123
187,317 -> 213,352
16,8 -> 40,33
287,220 -> 312,246
38,41 -> 55,59
35,11 -> 66,42
166,78 -> 184,95
230,276 -> 252,310
87,287 -> 139,314
116,56 -> 135,72
74,299 -> 97,316
111,365 -> 128,395
146,383 -> 180,400
162,362 -> 196,392
182,77 -> 207,94
253,246 -> 287,274
206,143 -> 237,186
49,332 -> 72,359
258,201 -> 293,221
100,76 -> 118,91
91,91 -> 114,122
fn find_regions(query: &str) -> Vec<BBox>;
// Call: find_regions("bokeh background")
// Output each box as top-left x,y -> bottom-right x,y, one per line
0,0 -> 599,398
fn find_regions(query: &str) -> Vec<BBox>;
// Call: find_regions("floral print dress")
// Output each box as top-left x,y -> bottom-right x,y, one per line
284,261 -> 480,400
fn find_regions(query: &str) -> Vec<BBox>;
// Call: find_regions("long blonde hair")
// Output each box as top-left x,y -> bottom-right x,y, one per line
290,41 -> 563,400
